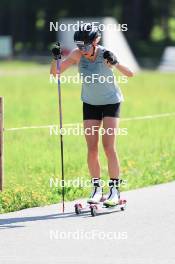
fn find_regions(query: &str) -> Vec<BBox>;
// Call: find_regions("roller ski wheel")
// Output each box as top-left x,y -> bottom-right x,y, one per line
74,203 -> 83,215
90,205 -> 98,217
119,199 -> 127,211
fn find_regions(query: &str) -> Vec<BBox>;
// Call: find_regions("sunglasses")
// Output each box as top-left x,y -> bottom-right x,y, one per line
76,43 -> 92,52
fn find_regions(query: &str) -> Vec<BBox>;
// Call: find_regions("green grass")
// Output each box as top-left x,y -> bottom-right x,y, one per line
0,61 -> 175,213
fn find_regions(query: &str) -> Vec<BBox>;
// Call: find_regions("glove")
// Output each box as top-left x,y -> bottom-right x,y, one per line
51,42 -> 61,60
103,50 -> 118,65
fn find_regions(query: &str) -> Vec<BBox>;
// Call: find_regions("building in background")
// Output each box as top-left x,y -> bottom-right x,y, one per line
158,47 -> 175,72
0,36 -> 12,58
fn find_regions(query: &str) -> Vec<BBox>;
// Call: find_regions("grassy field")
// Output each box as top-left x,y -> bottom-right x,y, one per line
0,61 -> 175,213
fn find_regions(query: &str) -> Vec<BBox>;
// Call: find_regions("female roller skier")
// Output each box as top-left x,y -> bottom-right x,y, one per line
50,24 -> 133,206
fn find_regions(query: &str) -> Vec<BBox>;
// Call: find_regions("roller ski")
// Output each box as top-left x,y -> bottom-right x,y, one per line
74,178 -> 127,217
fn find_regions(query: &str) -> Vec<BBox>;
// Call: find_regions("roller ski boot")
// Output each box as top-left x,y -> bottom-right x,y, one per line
74,178 -> 127,217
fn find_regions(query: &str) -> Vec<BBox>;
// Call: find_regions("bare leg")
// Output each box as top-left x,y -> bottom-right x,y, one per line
102,117 -> 120,179
83,120 -> 102,178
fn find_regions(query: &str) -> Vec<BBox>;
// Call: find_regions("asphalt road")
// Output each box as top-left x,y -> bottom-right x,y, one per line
0,182 -> 175,264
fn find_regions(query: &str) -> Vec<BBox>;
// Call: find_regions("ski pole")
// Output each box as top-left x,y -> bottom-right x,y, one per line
56,43 -> 65,213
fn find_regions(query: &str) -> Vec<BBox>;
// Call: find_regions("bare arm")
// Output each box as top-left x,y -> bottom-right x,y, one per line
115,63 -> 134,77
50,49 -> 81,76
103,50 -> 134,77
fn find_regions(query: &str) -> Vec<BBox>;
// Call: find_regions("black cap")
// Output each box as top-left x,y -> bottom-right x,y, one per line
74,24 -> 101,45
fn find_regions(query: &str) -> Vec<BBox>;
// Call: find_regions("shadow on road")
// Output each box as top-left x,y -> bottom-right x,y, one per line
0,212 -> 78,228
0,207 -> 124,229
0,225 -> 25,229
